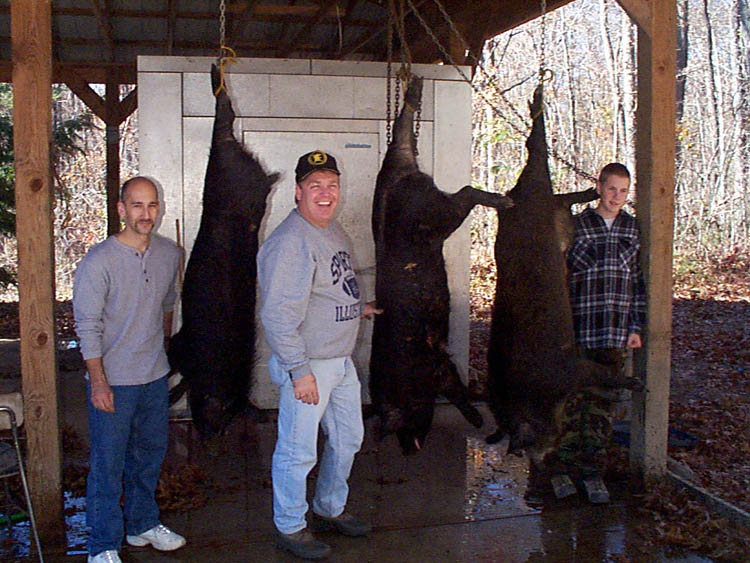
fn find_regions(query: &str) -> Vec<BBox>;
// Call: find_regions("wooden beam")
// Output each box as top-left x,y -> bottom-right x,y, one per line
617,0 -> 652,32
105,73 -> 120,236
63,70 -> 107,120
167,0 -> 177,55
118,86 -> 137,124
277,4 -> 330,58
10,0 -> 64,544
88,0 -> 115,60
630,0 -> 676,482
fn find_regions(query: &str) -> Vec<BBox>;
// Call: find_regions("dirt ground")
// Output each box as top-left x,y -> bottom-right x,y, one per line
0,252 -> 747,559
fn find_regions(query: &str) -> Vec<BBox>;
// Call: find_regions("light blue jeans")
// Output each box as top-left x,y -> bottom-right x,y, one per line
86,376 -> 168,556
269,355 -> 364,534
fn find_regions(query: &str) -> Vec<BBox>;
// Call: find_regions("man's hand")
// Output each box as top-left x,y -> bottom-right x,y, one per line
627,333 -> 642,349
361,301 -> 383,320
90,380 -> 115,413
293,373 -> 319,405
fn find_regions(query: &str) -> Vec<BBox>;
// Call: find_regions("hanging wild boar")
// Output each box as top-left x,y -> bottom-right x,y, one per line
370,75 -> 514,454
486,85 -> 641,468
168,64 -> 279,438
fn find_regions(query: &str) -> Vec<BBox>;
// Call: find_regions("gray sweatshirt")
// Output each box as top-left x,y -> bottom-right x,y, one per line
73,234 -> 181,385
258,209 -> 361,379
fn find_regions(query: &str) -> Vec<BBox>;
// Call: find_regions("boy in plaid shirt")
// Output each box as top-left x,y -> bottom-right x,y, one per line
554,163 -> 646,503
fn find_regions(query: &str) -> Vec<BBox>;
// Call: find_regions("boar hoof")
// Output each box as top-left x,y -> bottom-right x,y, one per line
486,430 -> 505,444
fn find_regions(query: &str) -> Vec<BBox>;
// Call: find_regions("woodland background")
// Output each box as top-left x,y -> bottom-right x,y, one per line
0,0 -> 747,556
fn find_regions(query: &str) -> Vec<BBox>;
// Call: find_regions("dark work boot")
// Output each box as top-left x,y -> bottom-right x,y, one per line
582,474 -> 610,504
276,528 -> 331,560
550,474 -> 577,499
313,511 -> 372,537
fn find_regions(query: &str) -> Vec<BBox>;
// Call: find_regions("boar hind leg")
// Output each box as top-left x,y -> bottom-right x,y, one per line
437,357 -> 483,428
555,188 -> 599,209
430,187 -> 514,239
572,357 -> 644,391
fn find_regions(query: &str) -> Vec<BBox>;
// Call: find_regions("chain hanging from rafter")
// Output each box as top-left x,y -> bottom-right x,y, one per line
405,0 -> 596,183
385,0 -> 421,150
215,0 -> 237,96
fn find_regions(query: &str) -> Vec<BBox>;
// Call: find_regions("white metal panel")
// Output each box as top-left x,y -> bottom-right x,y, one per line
354,77 -> 435,121
434,79 -> 474,381
240,117 -> 380,134
311,59 -> 470,81
138,55 -> 312,75
137,71 -> 183,241
183,72 -> 271,117
269,75 -> 355,119
181,117 -> 213,259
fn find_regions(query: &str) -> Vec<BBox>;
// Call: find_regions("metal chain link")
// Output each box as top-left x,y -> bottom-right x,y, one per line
540,0 -> 547,81
404,0 -> 596,183
386,8 -> 394,145
219,0 -> 226,57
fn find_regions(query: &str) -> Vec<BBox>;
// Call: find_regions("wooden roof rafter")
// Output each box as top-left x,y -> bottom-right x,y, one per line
88,0 -> 115,61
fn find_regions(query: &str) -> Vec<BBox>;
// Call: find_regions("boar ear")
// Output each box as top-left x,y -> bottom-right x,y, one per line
210,64 -> 221,94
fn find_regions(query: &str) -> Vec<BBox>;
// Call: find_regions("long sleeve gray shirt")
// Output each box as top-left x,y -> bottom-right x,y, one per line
73,234 -> 181,385
258,209 -> 362,379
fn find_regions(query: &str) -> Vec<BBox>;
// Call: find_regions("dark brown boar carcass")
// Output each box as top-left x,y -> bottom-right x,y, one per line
168,65 -> 279,439
370,75 -> 513,454
486,85 -> 641,468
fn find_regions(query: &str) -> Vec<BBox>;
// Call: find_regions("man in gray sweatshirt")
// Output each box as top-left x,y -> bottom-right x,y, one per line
258,150 -> 377,560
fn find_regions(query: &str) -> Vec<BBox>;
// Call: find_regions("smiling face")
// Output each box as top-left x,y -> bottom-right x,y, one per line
295,169 -> 340,228
595,173 -> 630,219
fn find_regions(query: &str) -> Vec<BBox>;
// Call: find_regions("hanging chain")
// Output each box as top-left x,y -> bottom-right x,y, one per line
539,0 -> 547,81
386,7 -> 394,145
404,0 -> 596,183
219,0 -> 226,58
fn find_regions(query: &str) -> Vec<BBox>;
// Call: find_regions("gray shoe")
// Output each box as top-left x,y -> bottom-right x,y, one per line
276,528 -> 331,560
582,474 -> 610,504
313,511 -> 372,537
550,474 -> 577,499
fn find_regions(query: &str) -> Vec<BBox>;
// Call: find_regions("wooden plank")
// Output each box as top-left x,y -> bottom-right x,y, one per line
617,0 -> 652,33
10,0 -> 64,543
105,73 -> 120,236
63,69 -> 107,120
118,86 -> 138,124
630,0 -> 676,481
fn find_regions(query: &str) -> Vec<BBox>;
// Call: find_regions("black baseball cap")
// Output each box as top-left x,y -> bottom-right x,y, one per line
295,150 -> 341,183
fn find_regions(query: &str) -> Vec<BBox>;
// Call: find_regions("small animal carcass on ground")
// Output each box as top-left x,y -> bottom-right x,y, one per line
168,65 -> 279,439
486,85 -> 641,468
370,75 -> 514,454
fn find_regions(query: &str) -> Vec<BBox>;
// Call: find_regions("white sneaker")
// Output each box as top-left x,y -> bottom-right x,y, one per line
88,550 -> 121,563
126,523 -> 186,551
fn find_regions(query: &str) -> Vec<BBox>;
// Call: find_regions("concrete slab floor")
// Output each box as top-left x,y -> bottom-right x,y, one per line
2,391 -> 714,562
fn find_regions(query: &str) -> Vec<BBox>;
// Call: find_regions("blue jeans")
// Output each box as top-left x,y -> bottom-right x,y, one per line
86,376 -> 169,556
269,355 -> 364,534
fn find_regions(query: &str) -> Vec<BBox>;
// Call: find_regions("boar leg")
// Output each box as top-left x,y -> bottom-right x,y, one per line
420,187 -> 513,240
435,352 -> 484,428
571,356 -> 644,391
555,188 -> 599,209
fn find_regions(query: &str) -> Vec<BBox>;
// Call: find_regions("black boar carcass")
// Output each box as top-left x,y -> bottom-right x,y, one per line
370,75 -> 513,454
486,85 -> 640,468
168,65 -> 279,439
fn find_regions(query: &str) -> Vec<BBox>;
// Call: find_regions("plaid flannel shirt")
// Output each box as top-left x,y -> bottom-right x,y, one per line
567,207 -> 646,350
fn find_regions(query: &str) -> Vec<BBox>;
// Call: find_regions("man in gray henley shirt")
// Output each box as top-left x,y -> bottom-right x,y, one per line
73,177 -> 185,563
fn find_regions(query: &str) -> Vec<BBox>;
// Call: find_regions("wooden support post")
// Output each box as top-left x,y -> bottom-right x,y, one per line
106,73 -> 121,236
619,0 -> 677,481
10,0 -> 64,542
